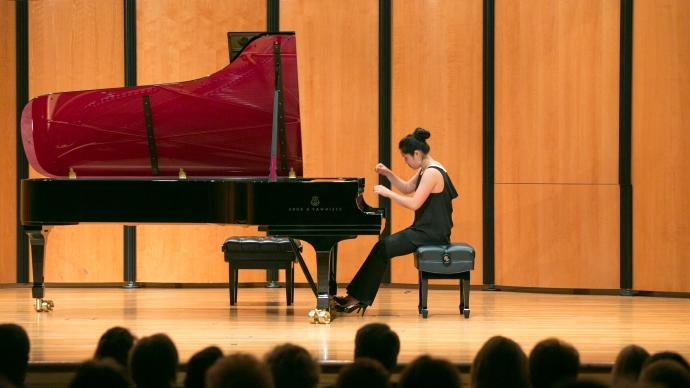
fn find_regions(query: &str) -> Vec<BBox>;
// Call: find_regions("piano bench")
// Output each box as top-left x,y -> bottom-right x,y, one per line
414,243 -> 475,319
222,237 -> 302,306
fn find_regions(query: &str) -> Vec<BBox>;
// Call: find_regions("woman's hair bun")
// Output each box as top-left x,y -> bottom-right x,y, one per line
413,127 -> 431,141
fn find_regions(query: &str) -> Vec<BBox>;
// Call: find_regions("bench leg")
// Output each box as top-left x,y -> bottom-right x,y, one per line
286,264 -> 294,306
420,272 -> 429,319
417,271 -> 422,314
230,267 -> 240,306
460,272 -> 470,319
228,263 -> 236,306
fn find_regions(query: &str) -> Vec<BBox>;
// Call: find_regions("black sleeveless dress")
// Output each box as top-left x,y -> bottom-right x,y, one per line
405,165 -> 458,245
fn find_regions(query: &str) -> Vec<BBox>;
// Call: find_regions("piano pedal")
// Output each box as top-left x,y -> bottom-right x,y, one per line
308,309 -> 331,324
34,298 -> 54,312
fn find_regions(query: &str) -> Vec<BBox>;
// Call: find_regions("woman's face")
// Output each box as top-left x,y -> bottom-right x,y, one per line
402,150 -> 422,169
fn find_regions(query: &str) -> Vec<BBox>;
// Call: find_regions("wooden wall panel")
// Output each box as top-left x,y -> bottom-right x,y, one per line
632,0 -> 690,292
136,0 -> 266,283
281,0 -> 380,284
391,0 -> 483,284
0,0 -> 17,283
28,0 -> 124,282
495,185 -> 619,289
494,0 -> 620,289
495,0 -> 619,185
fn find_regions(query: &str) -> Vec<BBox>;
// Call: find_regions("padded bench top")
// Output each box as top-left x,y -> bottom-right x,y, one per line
222,237 -> 300,253
414,243 -> 475,274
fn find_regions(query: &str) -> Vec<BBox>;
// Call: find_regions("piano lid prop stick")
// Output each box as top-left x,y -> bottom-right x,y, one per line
142,95 -> 159,176
269,89 -> 279,181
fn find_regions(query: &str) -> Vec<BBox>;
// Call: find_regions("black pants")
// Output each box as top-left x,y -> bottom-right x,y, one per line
346,229 -> 421,305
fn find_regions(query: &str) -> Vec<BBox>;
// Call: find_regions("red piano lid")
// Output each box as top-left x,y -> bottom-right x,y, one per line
21,33 -> 302,178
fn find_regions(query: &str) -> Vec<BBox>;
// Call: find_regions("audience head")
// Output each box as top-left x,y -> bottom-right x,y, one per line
94,326 -> 136,368
354,323 -> 400,371
398,355 -> 460,388
69,358 -> 130,388
553,379 -> 607,388
471,335 -> 530,388
264,343 -> 319,388
643,351 -> 690,371
640,359 -> 690,388
612,344 -> 650,384
0,323 -> 30,387
529,337 -> 580,388
399,127 -> 431,156
335,358 -> 389,388
184,346 -> 223,388
129,333 -> 179,388
206,353 -> 273,388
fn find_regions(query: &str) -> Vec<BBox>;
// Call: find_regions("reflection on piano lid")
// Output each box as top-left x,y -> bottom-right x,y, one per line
21,33 -> 302,178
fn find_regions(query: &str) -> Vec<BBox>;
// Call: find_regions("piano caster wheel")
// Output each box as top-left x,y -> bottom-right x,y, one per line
34,299 -> 54,312
308,309 -> 331,324
463,308 -> 470,319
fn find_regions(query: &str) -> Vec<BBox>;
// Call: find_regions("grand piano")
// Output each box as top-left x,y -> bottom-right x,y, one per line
20,33 -> 383,323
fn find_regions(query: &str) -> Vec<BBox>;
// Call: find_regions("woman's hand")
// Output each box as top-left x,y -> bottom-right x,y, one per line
373,184 -> 392,198
374,163 -> 391,177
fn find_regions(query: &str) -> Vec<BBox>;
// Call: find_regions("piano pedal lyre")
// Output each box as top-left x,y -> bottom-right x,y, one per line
68,168 -> 77,179
34,298 -> 54,312
178,168 -> 187,180
308,308 -> 331,324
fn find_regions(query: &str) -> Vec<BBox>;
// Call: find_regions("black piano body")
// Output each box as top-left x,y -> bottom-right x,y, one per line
22,177 -> 383,319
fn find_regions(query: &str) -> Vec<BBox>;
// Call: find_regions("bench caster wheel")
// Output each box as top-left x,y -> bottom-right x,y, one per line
463,308 -> 470,319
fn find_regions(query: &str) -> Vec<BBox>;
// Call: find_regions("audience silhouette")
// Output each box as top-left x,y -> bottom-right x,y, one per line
68,358 -> 130,388
265,343 -> 320,388
529,337 -> 580,388
553,380 -> 607,388
94,326 -> 136,369
185,346 -> 223,388
470,335 -> 530,388
335,357 -> 389,388
642,351 -> 690,371
129,333 -> 179,388
354,323 -> 400,372
611,344 -> 650,385
639,358 -> 690,388
398,354 -> 460,388
206,353 -> 273,388
0,323 -> 30,388
4,321 -> 690,388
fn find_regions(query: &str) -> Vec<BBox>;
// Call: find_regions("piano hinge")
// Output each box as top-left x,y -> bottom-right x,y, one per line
178,168 -> 187,180
68,168 -> 77,179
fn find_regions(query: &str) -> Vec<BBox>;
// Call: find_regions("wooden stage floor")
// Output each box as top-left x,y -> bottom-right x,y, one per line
1,285 -> 689,368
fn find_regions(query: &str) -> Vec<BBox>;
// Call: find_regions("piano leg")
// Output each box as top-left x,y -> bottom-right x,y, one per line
26,227 -> 54,312
309,248 -> 333,324
297,237 -> 351,324
329,243 -> 338,296
270,234 -> 354,323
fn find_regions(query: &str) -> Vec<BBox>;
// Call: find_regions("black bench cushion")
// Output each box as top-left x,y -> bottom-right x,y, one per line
414,244 -> 475,274
222,237 -> 300,262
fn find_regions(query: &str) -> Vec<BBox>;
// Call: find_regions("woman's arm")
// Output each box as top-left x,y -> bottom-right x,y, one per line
375,163 -> 418,194
374,168 -> 441,210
